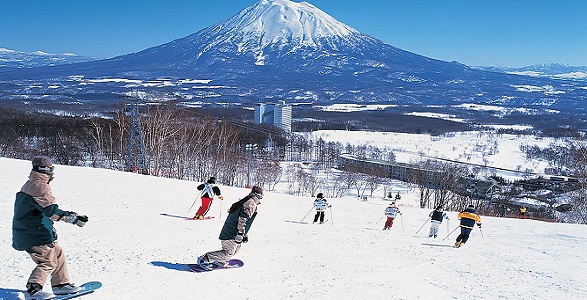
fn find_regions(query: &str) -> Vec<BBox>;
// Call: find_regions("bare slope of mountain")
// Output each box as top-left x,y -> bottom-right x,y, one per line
2,0 -> 586,111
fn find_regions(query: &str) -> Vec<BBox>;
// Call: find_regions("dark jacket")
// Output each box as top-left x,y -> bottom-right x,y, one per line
197,183 -> 221,198
458,208 -> 482,229
430,209 -> 449,222
218,193 -> 261,240
12,171 -> 74,251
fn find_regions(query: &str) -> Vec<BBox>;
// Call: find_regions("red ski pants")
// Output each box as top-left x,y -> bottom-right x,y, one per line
195,197 -> 213,217
385,217 -> 395,228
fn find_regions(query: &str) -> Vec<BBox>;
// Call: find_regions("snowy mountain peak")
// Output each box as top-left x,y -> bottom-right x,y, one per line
196,0 -> 362,56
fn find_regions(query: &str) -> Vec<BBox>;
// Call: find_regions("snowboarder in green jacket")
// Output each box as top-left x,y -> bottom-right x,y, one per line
197,185 -> 263,270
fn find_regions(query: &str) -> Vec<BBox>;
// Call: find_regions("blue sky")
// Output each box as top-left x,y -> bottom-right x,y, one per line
1,0 -> 585,67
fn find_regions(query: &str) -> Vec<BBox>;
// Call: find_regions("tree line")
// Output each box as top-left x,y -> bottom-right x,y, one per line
2,104 -> 586,224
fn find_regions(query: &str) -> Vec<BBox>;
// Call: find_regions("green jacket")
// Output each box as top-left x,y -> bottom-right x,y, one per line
219,193 -> 261,240
12,171 -> 71,251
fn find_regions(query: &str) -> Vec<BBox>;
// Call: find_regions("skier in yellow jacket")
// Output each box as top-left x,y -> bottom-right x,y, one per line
454,205 -> 482,248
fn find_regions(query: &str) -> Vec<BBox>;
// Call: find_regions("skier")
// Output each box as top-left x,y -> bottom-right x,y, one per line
193,177 -> 223,219
197,185 -> 263,270
454,205 -> 482,248
428,206 -> 449,238
519,206 -> 527,219
383,202 -> 402,230
313,193 -> 331,224
12,156 -> 89,300
499,204 -> 507,217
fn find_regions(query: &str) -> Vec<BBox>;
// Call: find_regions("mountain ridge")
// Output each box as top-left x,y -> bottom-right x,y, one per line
1,0 -> 585,112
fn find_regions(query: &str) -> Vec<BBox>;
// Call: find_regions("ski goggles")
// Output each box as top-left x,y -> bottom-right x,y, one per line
34,165 -> 55,172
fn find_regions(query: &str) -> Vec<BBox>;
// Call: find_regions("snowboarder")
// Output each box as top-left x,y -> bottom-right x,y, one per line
519,206 -> 527,219
12,156 -> 89,300
313,193 -> 331,224
383,202 -> 402,230
193,177 -> 223,219
454,205 -> 482,248
196,185 -> 263,270
428,206 -> 449,238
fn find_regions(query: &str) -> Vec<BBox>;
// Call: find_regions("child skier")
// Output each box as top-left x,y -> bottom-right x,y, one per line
455,205 -> 482,248
428,206 -> 449,238
12,156 -> 89,300
313,193 -> 331,224
197,186 -> 263,270
383,202 -> 402,230
193,177 -> 223,219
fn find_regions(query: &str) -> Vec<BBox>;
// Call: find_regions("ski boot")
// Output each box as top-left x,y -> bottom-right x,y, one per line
197,255 -> 214,270
211,260 -> 230,268
53,283 -> 81,295
25,283 -> 55,300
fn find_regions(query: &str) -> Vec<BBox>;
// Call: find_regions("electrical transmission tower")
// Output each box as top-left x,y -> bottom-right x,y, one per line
123,96 -> 148,174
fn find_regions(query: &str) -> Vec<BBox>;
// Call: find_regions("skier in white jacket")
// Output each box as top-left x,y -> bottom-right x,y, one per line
383,202 -> 401,230
313,193 -> 331,224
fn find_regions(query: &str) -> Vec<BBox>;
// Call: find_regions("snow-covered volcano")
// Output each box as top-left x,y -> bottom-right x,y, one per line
114,0 -> 416,71
202,0 -> 361,51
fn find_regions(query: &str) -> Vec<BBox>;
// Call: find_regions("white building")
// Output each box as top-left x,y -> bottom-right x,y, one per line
254,101 -> 292,132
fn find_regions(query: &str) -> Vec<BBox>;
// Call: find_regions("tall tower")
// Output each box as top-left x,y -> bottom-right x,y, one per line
123,97 -> 148,174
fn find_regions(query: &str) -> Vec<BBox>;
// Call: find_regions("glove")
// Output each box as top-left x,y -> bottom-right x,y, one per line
65,212 -> 88,227
235,233 -> 244,244
242,235 -> 249,243
219,196 -> 224,200
477,224 -> 482,228
75,215 -> 89,227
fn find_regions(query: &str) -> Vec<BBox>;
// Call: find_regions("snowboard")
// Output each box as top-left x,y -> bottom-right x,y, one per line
186,259 -> 244,273
53,281 -> 102,300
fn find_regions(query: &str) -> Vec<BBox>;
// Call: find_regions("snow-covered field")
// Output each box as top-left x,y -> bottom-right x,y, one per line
304,130 -> 558,180
1,155 -> 586,300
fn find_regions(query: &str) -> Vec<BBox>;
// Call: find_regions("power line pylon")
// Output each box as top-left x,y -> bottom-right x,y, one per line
123,96 -> 148,174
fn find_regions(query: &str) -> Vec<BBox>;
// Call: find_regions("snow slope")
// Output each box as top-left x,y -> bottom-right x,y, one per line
1,156 -> 586,300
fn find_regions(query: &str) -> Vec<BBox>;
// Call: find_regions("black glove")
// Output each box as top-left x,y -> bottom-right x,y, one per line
242,235 -> 249,243
75,215 -> 89,227
477,223 -> 482,228
235,233 -> 244,244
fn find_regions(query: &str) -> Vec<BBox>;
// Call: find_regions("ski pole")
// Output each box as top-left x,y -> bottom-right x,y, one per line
219,198 -> 223,220
377,215 -> 385,223
442,225 -> 460,241
415,218 -> 430,235
400,214 -> 404,232
330,206 -> 334,226
301,206 -> 315,221
188,198 -> 199,213
479,227 -> 484,238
